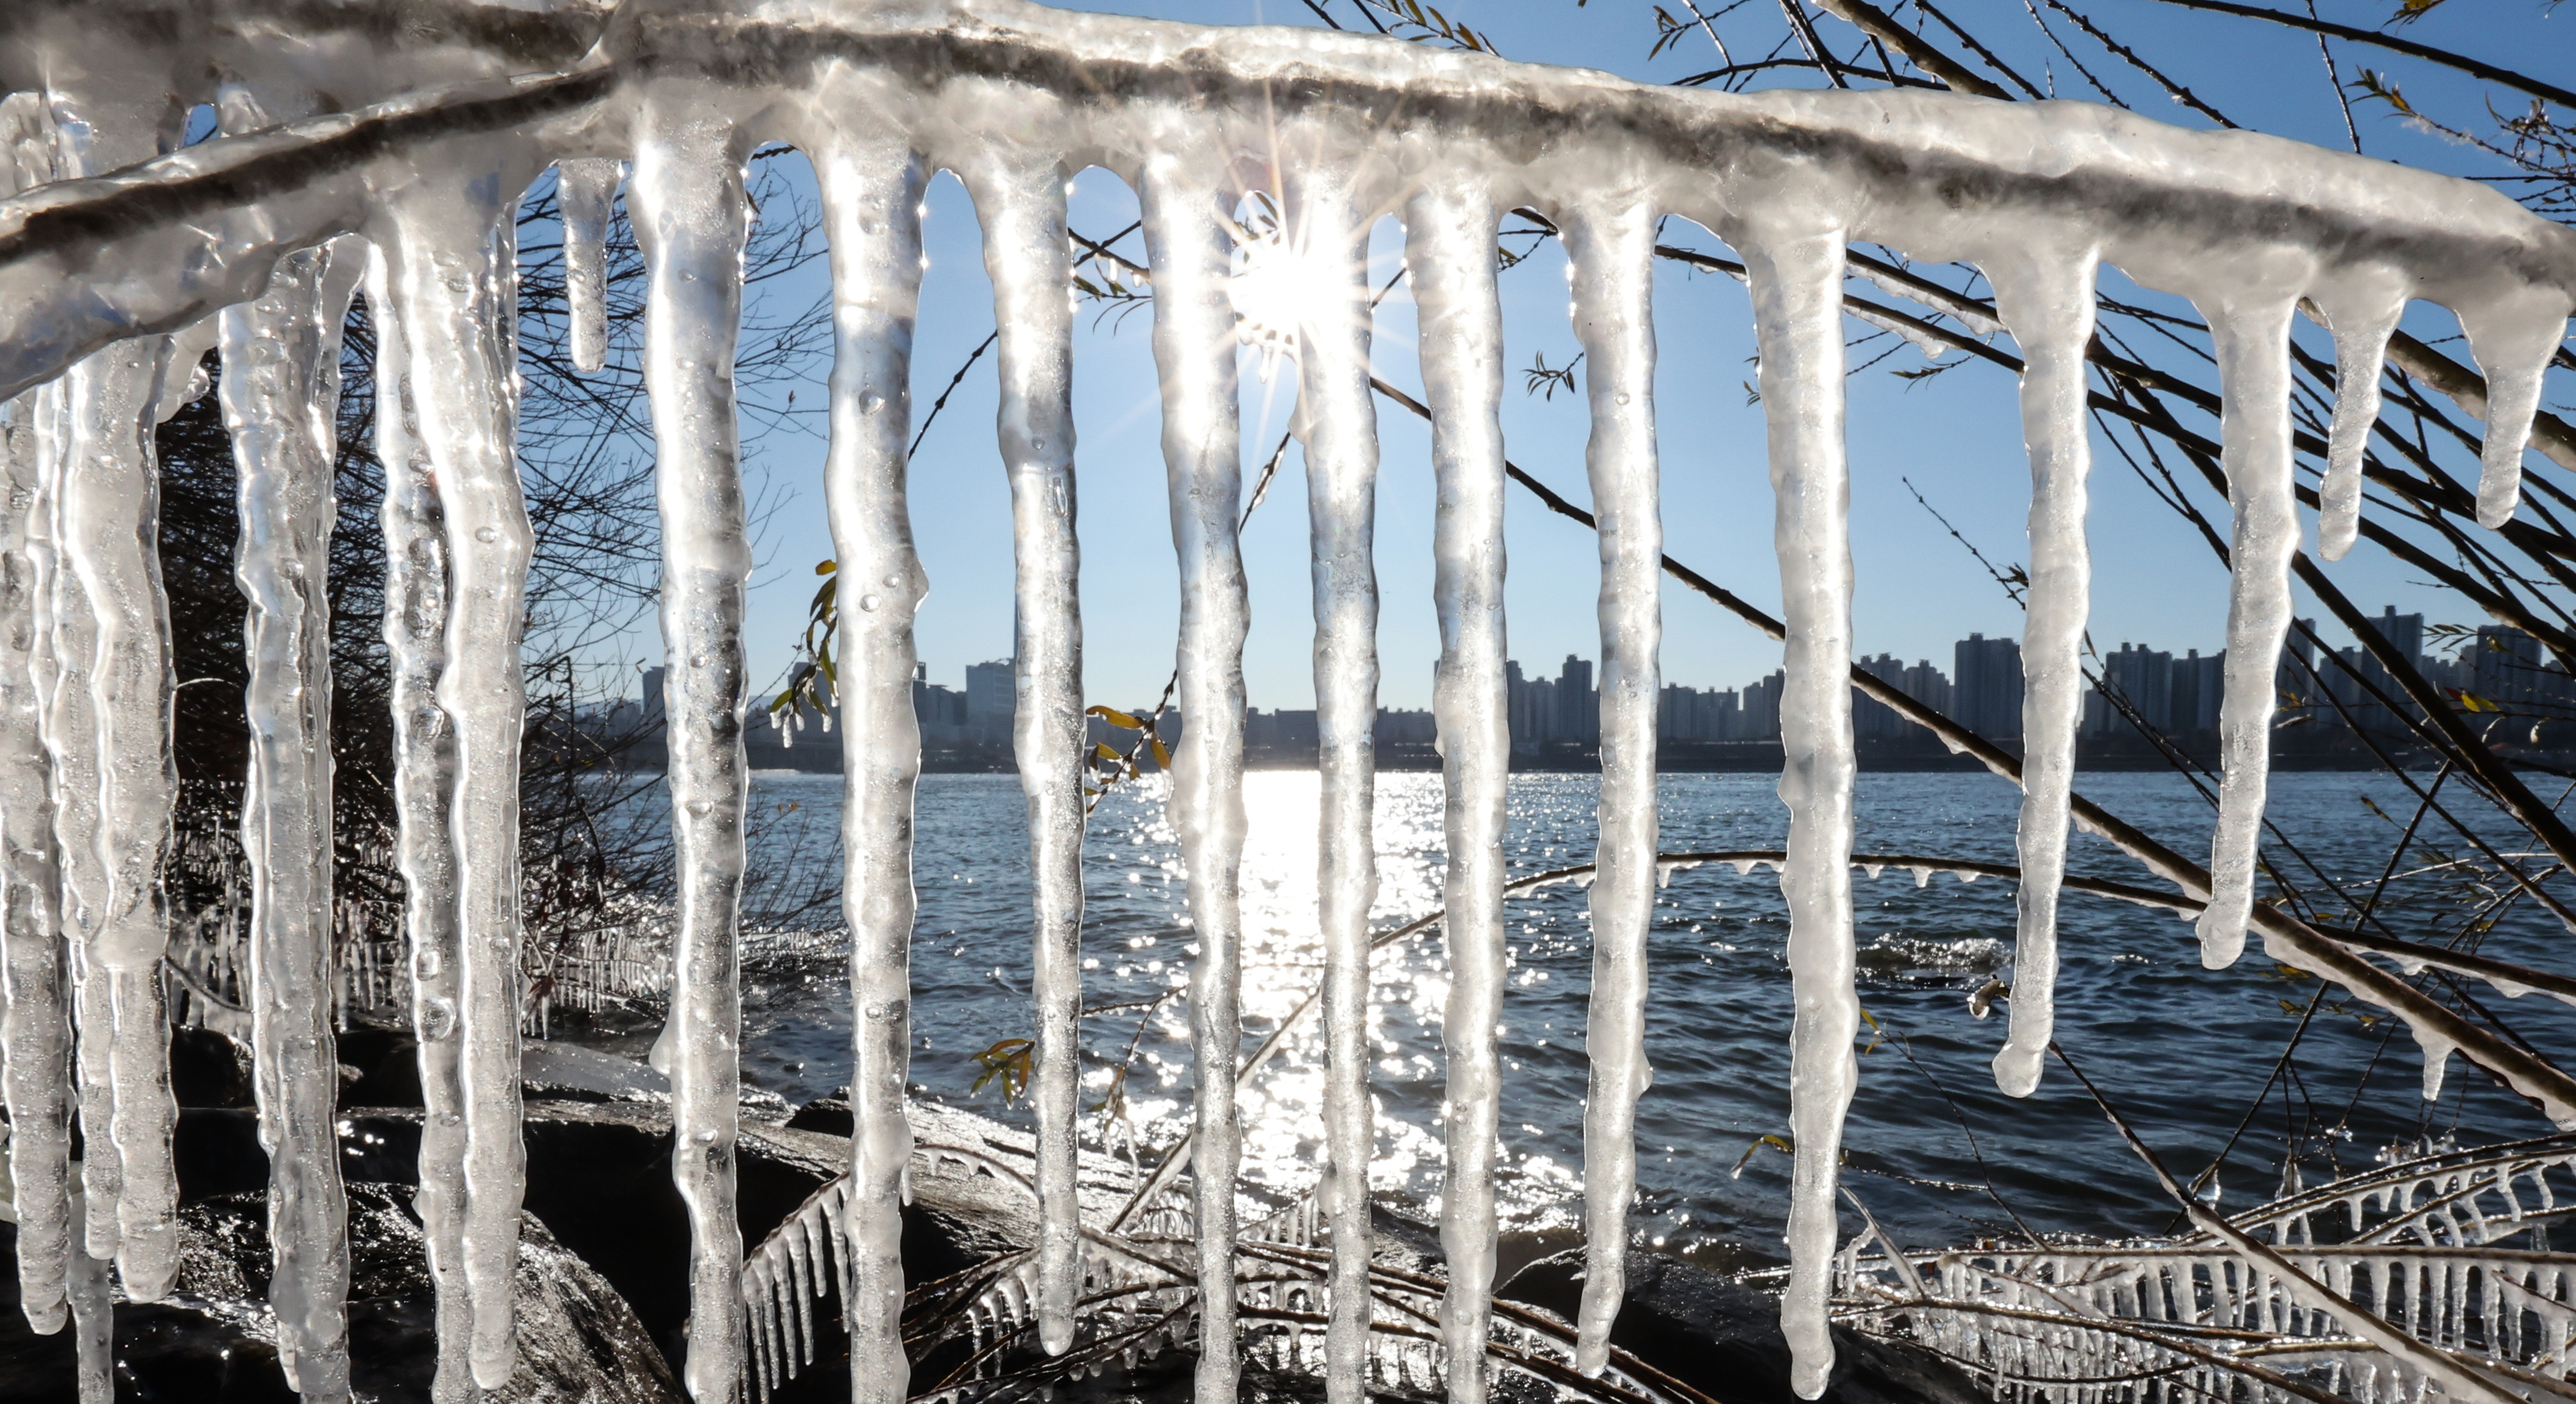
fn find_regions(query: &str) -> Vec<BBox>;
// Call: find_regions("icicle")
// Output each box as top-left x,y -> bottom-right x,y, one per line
365,242 -> 473,1403
632,95 -> 753,1401
223,232 -> 365,1402
1563,194 -> 1661,1379
958,151 -> 1086,1358
1987,247 -> 2098,1100
557,158 -> 622,375
65,1176 -> 108,1404
1408,179 -> 1508,1404
0,92 -> 71,1323
2456,289 -> 2574,530
55,325 -> 187,1299
1139,151 -> 1251,1404
0,370 -> 69,1331
1743,218 -> 1857,1402
811,124 -> 927,1404
1284,167 -> 1383,1404
38,88 -> 189,1295
2194,280 -> 2309,970
2306,278 -> 2407,562
378,152 -> 540,1390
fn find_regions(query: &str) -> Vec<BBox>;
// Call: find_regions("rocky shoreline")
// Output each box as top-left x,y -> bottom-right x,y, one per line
0,1027 -> 1979,1403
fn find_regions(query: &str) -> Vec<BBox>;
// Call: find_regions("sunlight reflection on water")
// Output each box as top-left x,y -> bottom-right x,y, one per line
727,767 -> 2576,1267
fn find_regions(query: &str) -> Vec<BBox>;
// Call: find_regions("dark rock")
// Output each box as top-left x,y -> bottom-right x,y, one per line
0,1182 -> 681,1403
168,1025 -> 256,1108
337,1025 -> 424,1108
1496,1250 -> 1984,1404
785,1086 -> 853,1137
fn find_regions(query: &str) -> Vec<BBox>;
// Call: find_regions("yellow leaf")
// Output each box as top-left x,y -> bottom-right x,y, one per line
1151,738 -> 1172,770
1094,743 -> 1121,761
1088,705 -> 1143,729
815,559 -> 837,574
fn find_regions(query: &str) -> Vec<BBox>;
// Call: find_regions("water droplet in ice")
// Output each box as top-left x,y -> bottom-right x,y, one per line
474,526 -> 498,543
859,594 -> 881,611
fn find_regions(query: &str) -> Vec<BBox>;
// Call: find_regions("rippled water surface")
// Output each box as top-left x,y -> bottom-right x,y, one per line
723,768 -> 2576,1267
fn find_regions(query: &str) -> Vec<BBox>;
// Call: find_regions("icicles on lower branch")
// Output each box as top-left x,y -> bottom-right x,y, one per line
222,232 -> 365,1403
630,91 -> 753,1402
2305,275 -> 2406,563
1285,166 -> 1382,1404
1987,247 -> 2099,1101
1562,196 -> 1660,1380
810,122 -> 927,1404
2193,270 -> 2311,972
1408,180 -> 1509,1404
363,242 -> 475,1401
378,151 -> 539,1391
557,158 -> 623,375
1138,152 -> 1252,1404
958,151 -> 1084,1358
1741,220 -> 1856,1401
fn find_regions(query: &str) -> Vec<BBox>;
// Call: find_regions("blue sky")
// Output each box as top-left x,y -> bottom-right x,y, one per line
686,0 -> 2572,715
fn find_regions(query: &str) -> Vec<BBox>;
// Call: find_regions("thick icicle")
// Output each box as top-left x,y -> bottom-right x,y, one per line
2309,276 -> 2407,563
1286,168 -> 1382,1404
1563,197 -> 1660,1378
1139,152 -> 1252,1404
961,153 -> 1085,1357
811,127 -> 927,1404
1988,248 -> 2098,1100
365,243 -> 474,1402
37,91 -> 187,1293
2193,278 -> 2309,970
1743,221 -> 1858,1401
2457,289 -> 2574,530
0,93 -> 71,1334
630,93 -> 752,1401
41,372 -> 115,1267
0,380 -> 69,1334
222,232 -> 364,1402
558,158 -> 622,375
1408,180 -> 1509,1404
378,154 -> 539,1390
58,326 -> 185,1301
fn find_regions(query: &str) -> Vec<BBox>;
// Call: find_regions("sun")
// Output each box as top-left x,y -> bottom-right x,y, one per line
1226,193 -> 1341,377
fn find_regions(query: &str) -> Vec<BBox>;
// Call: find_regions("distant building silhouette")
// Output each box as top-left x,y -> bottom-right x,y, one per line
1954,633 -> 2023,740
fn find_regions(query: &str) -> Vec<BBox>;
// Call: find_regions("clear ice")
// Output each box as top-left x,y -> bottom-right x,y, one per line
0,5 -> 2571,1401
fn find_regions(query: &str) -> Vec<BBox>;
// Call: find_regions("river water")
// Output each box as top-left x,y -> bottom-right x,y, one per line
712,766 -> 2576,1269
